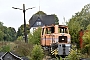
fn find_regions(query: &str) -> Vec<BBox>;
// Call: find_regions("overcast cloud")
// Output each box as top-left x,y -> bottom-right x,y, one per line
0,0 -> 90,31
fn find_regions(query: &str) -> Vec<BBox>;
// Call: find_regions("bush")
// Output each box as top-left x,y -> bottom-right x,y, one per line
0,45 -> 11,52
13,41 -> 33,57
28,27 -> 41,45
66,45 -> 83,60
17,36 -> 23,41
31,45 -> 44,60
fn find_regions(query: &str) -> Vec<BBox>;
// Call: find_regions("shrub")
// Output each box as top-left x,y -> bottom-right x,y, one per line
66,45 -> 83,60
0,45 -> 10,52
31,45 -> 44,60
13,41 -> 33,57
17,36 -> 23,41
28,27 -> 41,45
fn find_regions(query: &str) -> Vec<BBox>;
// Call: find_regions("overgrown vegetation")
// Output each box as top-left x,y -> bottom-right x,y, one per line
0,22 -> 16,41
68,3 -> 90,48
28,27 -> 41,45
67,3 -> 90,58
82,24 -> 90,56
0,24 -> 43,60
66,45 -> 83,60
0,45 -> 11,52
31,45 -> 44,60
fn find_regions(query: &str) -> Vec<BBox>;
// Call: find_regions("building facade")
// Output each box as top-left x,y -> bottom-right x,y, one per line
29,15 -> 55,32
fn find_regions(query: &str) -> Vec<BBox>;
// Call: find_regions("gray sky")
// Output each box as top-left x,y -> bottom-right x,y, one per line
0,0 -> 90,31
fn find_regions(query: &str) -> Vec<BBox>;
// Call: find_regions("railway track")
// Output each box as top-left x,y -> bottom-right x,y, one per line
43,55 -> 69,60
0,52 -> 23,60
43,55 -> 57,60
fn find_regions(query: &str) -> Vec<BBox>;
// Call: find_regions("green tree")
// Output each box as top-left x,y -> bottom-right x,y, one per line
0,21 -> 16,41
3,27 -> 16,41
8,27 -> 16,41
82,24 -> 90,55
86,24 -> 90,30
0,22 -> 3,30
28,27 -> 41,44
0,22 -> 4,41
68,19 -> 81,47
79,4 -> 90,30
17,36 -> 23,41
0,30 -> 4,41
34,11 -> 47,15
16,24 -> 30,38
67,3 -> 90,47
31,45 -> 44,60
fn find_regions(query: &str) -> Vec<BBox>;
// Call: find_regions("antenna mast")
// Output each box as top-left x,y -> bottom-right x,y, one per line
39,0 -> 40,16
39,0 -> 40,11
62,17 -> 66,25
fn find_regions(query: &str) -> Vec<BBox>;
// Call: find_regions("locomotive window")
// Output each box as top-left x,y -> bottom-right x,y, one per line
45,28 -> 48,34
59,27 -> 68,33
45,27 -> 55,34
42,28 -> 44,35
65,28 -> 68,33
51,27 -> 54,33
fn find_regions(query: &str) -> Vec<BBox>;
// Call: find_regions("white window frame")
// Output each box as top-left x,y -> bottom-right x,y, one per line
37,22 -> 41,25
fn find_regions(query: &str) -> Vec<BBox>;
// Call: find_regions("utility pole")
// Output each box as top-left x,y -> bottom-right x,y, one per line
23,4 -> 27,43
12,4 -> 35,43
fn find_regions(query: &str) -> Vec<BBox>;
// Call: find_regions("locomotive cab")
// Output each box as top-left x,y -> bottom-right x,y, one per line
41,25 -> 71,57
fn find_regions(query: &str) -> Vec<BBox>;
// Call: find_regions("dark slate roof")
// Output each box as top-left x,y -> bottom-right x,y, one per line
22,57 -> 29,60
0,52 -> 30,60
0,52 -> 5,57
29,15 -> 55,28
0,52 -> 23,60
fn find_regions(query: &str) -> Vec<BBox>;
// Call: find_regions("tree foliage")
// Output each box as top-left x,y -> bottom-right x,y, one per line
0,30 -> 4,41
82,24 -> 90,55
0,22 -> 4,41
0,21 -> 16,41
34,11 -> 47,15
28,27 -> 41,45
17,36 -> 23,41
3,27 -> 16,41
16,24 -> 30,38
68,19 -> 81,45
68,4 -> 90,47
7,27 -> 16,41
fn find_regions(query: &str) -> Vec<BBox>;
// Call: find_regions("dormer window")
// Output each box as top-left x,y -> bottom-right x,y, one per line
37,22 -> 41,25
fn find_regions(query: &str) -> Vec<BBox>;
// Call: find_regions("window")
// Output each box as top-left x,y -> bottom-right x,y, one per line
59,27 -> 68,33
45,27 -> 55,34
37,22 -> 41,25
